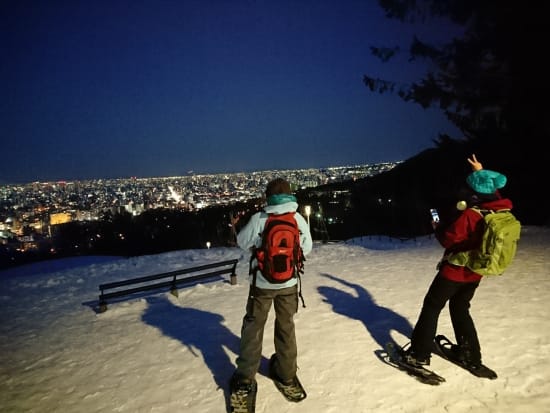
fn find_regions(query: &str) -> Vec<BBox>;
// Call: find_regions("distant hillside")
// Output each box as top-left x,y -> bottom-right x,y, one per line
298,142 -> 547,239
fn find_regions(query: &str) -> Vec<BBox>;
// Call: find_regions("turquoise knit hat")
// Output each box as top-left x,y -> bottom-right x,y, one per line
466,169 -> 507,194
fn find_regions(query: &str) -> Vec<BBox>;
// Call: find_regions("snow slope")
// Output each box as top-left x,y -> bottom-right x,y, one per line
1,226 -> 549,413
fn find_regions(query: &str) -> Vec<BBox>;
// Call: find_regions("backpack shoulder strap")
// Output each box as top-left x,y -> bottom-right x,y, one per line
470,206 -> 491,216
473,206 -> 513,216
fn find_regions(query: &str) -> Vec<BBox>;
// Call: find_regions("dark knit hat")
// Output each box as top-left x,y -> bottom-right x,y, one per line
265,178 -> 291,197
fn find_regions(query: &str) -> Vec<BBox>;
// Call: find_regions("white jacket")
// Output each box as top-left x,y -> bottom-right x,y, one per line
237,201 -> 313,289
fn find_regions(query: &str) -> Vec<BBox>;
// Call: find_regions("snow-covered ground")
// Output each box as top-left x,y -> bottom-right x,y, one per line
1,226 -> 549,413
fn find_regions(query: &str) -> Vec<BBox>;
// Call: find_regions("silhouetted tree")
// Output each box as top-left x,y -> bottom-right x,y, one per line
362,0 -> 549,225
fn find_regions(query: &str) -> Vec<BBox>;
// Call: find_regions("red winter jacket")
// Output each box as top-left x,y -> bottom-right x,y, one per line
436,197 -> 514,283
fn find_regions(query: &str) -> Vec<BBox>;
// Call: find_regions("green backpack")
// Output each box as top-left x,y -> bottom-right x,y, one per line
446,207 -> 521,276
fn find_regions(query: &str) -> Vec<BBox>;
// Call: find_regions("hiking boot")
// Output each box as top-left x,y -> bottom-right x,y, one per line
230,373 -> 257,393
451,349 -> 497,379
269,354 -> 293,384
403,348 -> 430,367
452,344 -> 483,369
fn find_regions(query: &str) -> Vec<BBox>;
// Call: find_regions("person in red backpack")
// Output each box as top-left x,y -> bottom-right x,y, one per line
230,178 -> 312,402
403,154 -> 513,378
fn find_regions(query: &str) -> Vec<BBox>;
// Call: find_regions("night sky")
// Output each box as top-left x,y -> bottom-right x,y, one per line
1,0 -> 462,184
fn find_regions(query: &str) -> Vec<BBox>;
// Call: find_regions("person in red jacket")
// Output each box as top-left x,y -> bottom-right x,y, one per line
403,154 -> 513,378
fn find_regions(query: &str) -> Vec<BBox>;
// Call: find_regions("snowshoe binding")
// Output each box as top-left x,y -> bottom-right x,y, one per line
384,341 -> 445,385
268,354 -> 307,402
434,335 -> 497,380
229,373 -> 257,413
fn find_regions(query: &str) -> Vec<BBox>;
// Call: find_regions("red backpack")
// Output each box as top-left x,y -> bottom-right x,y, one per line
254,212 -> 305,283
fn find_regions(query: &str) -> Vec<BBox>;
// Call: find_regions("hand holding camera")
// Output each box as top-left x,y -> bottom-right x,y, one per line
429,208 -> 440,230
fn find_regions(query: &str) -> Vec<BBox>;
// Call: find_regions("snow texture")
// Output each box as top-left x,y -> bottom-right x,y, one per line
1,226 -> 549,413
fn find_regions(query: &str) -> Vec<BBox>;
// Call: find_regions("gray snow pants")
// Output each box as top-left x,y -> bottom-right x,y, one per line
235,284 -> 299,382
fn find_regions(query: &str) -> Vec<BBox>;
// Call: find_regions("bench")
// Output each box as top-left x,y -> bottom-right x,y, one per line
98,258 -> 239,312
